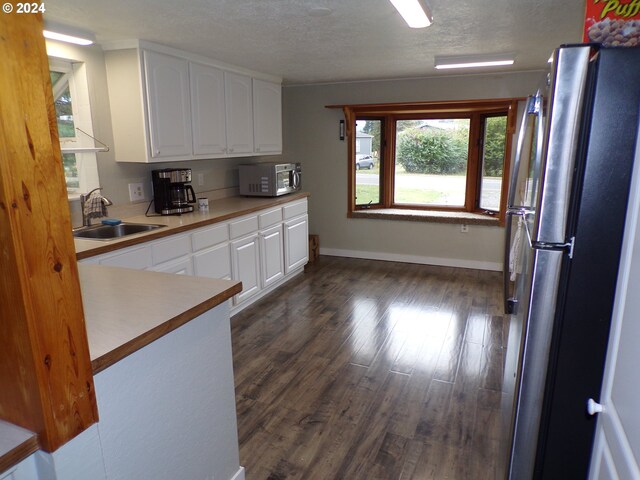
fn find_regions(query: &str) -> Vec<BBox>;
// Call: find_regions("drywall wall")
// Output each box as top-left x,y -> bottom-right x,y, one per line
282,71 -> 544,270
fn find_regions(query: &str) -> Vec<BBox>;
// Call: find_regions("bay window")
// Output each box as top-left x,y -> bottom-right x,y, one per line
343,99 -> 518,224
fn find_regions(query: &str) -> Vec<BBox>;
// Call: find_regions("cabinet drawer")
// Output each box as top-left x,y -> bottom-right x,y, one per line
259,208 -> 283,229
151,234 -> 191,265
99,246 -> 152,270
191,223 -> 229,252
229,215 -> 259,239
193,243 -> 231,280
283,199 -> 307,220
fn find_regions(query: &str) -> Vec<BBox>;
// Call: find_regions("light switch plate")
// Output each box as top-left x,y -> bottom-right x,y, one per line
128,182 -> 145,202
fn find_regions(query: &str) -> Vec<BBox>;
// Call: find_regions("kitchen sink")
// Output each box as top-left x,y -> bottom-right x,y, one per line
73,223 -> 166,240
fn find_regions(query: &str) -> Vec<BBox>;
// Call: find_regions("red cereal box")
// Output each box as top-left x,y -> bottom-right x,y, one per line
584,0 -> 640,46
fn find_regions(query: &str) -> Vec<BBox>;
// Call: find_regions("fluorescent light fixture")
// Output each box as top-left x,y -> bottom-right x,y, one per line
43,21 -> 95,46
434,53 -> 516,70
390,0 -> 433,28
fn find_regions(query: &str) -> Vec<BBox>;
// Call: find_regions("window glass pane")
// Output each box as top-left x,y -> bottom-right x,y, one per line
479,115 -> 507,211
394,119 -> 470,206
63,153 -> 79,191
50,68 -> 78,192
355,119 -> 381,205
53,83 -> 75,138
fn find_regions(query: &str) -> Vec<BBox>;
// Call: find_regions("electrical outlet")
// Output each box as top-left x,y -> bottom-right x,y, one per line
461,224 -> 469,233
128,182 -> 145,202
197,173 -> 205,186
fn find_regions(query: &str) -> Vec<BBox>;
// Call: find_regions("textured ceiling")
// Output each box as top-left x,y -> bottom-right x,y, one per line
44,0 -> 585,85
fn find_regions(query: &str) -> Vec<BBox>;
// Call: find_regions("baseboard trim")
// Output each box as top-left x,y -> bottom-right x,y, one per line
319,248 -> 502,272
230,268 -> 305,316
230,466 -> 245,480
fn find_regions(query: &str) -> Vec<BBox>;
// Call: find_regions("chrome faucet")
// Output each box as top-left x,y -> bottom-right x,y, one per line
79,187 -> 113,227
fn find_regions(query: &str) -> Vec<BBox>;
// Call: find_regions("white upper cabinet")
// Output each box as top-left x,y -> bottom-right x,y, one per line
253,79 -> 282,154
144,51 -> 193,159
224,72 -> 254,155
190,62 -> 227,156
104,42 -> 282,163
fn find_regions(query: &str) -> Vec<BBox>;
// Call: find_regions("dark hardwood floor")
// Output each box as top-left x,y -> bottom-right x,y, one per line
231,256 -> 509,480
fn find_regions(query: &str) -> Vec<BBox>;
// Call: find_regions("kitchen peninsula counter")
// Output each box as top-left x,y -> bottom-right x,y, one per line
75,192 -> 310,260
79,264 -> 241,373
0,264 -> 242,477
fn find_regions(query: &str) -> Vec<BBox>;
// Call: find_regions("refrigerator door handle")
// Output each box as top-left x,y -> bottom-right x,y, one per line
503,208 -> 516,314
503,95 -> 538,315
507,96 -> 538,209
503,208 -> 532,314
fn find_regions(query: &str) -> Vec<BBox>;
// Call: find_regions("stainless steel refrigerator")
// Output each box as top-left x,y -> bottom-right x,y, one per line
503,44 -> 640,479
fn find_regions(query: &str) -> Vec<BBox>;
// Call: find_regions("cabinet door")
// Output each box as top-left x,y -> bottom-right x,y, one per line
259,225 -> 284,288
144,50 -> 192,158
151,256 -> 194,275
253,79 -> 282,154
224,72 -> 254,154
193,243 -> 231,280
284,215 -> 309,273
190,62 -> 227,155
98,245 -> 152,270
230,234 -> 260,304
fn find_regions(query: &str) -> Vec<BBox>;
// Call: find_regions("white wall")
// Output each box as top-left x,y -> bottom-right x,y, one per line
282,71 -> 544,269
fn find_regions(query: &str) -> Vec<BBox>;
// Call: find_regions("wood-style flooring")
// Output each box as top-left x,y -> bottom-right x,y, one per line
231,256 -> 509,480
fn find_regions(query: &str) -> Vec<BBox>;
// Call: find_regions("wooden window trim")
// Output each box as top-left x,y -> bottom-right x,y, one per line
333,98 -> 521,226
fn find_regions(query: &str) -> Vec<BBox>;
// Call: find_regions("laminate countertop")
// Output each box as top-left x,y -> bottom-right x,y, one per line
0,421 -> 38,476
79,264 -> 241,374
75,192 -> 310,260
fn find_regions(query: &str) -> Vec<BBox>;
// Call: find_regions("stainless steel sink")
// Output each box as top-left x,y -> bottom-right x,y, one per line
73,223 -> 166,240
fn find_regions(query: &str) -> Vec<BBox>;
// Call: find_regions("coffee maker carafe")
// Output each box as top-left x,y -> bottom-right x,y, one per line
152,168 -> 197,215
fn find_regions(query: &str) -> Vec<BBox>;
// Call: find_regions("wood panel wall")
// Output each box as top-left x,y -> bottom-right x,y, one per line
0,12 -> 98,451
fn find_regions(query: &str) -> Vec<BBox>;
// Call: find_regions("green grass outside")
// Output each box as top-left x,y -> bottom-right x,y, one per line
355,185 -> 442,205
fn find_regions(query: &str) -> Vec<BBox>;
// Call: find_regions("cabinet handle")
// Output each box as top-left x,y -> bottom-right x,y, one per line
155,150 -> 160,156
229,148 -> 234,153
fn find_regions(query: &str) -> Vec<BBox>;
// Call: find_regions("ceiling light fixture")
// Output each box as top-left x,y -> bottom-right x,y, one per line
389,0 -> 433,28
43,21 -> 95,46
434,53 -> 516,70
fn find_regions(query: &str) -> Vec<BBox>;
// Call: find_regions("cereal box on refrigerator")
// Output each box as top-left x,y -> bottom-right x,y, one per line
584,0 -> 640,46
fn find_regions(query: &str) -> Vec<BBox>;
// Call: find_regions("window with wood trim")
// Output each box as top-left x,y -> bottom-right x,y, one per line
343,99 -> 518,223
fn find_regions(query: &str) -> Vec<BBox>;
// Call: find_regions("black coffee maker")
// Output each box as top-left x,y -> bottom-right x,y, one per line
151,168 -> 197,215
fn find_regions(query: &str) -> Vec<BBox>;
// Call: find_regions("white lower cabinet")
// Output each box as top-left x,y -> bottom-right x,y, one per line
98,245 -> 152,269
230,234 -> 261,305
284,214 -> 309,273
79,198 -> 309,313
260,224 -> 284,288
193,243 -> 231,280
151,256 -> 194,275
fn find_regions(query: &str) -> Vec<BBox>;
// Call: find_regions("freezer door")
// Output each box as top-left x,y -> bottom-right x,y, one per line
534,46 -> 592,244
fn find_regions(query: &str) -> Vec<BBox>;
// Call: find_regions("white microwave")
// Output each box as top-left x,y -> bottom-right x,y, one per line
238,163 -> 302,197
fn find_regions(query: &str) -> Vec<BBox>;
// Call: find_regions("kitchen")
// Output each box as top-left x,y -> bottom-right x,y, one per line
3,1 -> 640,479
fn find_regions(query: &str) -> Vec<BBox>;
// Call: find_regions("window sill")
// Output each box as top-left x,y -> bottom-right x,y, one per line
350,208 -> 501,226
